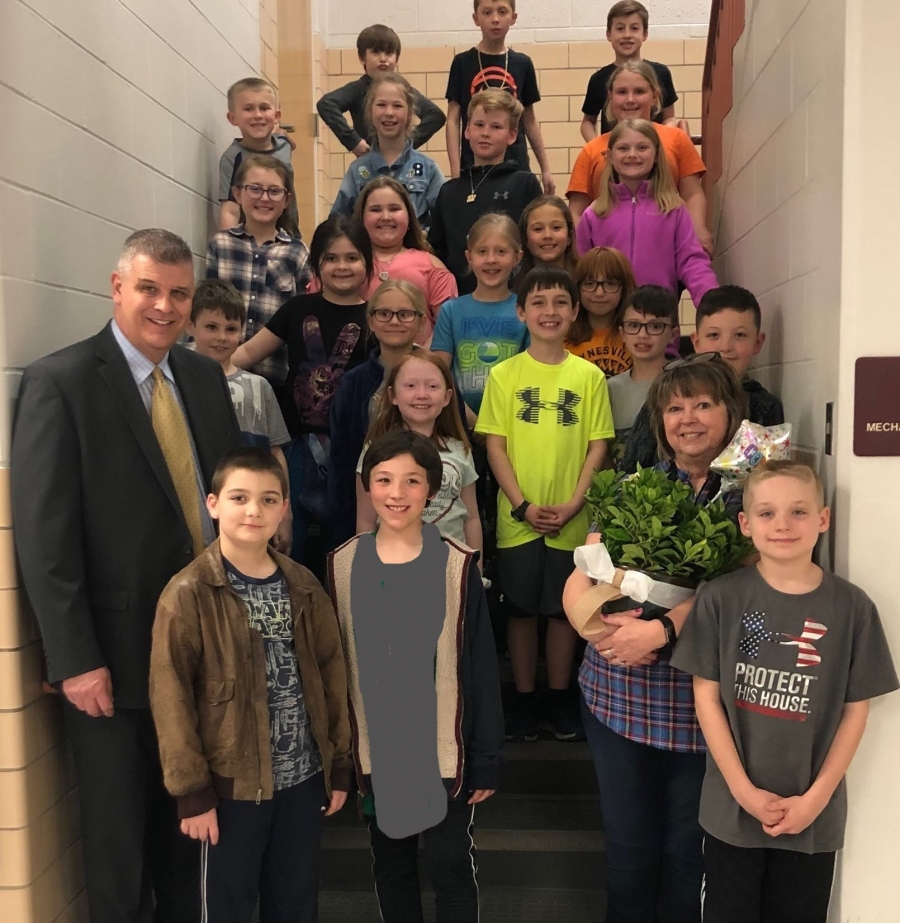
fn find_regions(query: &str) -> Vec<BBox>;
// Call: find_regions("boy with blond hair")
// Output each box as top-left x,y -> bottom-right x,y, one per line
446,0 -> 554,192
430,88 -> 541,293
218,77 -> 298,230
673,462 -> 897,923
316,24 -> 445,156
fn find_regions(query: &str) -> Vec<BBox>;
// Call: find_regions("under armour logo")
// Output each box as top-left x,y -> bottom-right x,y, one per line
493,191 -> 509,200
740,611 -> 827,668
516,387 -> 581,425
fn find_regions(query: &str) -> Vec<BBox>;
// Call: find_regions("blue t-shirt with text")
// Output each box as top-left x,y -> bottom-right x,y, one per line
431,293 -> 529,413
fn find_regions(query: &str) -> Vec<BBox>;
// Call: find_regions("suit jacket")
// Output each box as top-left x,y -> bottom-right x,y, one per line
11,322 -> 241,709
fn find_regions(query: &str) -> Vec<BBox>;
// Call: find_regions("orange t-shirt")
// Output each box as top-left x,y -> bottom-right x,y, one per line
566,123 -> 706,201
566,328 -> 632,378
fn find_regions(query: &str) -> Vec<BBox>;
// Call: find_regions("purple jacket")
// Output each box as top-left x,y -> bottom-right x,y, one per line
575,182 -> 718,305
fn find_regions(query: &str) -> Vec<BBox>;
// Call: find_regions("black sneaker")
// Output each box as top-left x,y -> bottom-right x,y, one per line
505,709 -> 539,742
549,701 -> 586,742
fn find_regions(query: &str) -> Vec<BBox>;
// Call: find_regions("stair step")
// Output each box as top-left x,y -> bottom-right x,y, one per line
321,847 -> 604,891
324,793 -> 600,834
501,755 -> 597,795
323,825 -> 603,852
506,740 -> 592,761
319,887 -> 606,922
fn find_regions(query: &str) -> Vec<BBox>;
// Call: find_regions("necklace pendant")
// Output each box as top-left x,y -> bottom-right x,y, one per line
379,270 -> 390,282
466,193 -> 477,203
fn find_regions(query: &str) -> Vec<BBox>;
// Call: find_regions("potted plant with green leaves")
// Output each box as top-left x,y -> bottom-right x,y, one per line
566,465 -> 754,649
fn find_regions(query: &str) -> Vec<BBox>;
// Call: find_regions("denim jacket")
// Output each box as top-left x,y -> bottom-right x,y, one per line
330,140 -> 445,228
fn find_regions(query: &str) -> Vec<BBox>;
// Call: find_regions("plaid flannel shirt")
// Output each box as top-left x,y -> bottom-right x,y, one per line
579,461 -> 743,753
207,226 -> 311,385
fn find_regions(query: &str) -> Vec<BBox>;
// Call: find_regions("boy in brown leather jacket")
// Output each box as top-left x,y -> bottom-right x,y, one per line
150,447 -> 351,923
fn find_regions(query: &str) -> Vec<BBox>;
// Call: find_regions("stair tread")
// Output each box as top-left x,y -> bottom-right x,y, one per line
323,826 -> 604,851
319,888 -> 606,922
322,848 -> 604,891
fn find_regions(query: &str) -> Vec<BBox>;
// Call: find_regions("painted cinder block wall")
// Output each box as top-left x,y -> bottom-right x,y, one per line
0,2 -> 273,919
711,1 -> 900,917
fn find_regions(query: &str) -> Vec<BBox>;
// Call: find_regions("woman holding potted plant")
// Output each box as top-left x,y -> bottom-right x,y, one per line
563,353 -> 750,923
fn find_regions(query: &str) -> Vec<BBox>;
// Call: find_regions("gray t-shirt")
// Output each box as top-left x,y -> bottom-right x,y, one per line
227,369 -> 290,450
218,135 -> 294,203
672,566 -> 898,853
225,562 -> 322,790
606,370 -> 653,438
358,437 -> 477,545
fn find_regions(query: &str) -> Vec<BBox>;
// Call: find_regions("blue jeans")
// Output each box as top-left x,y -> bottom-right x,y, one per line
581,697 -> 705,923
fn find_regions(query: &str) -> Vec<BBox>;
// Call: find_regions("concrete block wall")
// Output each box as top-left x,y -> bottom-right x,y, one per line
324,0 -> 712,47
710,0 -> 841,459
0,2 -> 268,919
710,3 -> 900,919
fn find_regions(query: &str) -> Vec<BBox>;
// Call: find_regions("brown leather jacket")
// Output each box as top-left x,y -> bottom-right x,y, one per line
150,540 -> 352,818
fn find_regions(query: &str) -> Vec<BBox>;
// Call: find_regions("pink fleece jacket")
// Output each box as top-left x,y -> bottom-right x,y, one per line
575,181 -> 718,305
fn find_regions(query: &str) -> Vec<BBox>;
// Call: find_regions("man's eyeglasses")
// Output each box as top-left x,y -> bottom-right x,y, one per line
662,351 -> 722,372
621,320 -> 671,336
579,279 -> 622,294
369,308 -> 424,324
240,184 -> 287,201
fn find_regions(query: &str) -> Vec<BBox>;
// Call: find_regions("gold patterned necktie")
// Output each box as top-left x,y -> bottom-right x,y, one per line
151,367 -> 204,557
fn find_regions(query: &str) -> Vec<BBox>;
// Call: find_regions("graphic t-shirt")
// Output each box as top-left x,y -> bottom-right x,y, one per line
227,369 -> 291,449
672,567 -> 898,853
582,61 -> 678,134
225,561 -> 323,790
446,48 -> 541,171
267,292 -> 367,435
475,351 -> 615,550
431,293 -> 529,413
358,437 -> 477,545
566,327 -> 631,378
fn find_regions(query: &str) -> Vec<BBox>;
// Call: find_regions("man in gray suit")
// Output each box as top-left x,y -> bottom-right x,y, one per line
11,229 -> 241,923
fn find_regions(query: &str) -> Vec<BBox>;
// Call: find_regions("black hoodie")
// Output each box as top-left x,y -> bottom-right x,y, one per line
429,160 -> 542,294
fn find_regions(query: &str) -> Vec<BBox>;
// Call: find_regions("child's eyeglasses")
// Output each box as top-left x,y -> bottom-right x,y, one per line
662,351 -> 722,372
369,308 -> 423,323
580,279 -> 622,293
621,320 -> 671,336
240,184 -> 287,201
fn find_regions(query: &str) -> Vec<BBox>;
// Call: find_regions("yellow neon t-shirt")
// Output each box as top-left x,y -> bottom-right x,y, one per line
476,351 -> 615,550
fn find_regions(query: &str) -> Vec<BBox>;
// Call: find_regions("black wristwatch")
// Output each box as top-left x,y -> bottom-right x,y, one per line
511,500 -> 531,522
652,614 -> 677,648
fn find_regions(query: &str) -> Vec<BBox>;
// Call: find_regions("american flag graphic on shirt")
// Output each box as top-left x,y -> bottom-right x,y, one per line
740,612 -> 828,668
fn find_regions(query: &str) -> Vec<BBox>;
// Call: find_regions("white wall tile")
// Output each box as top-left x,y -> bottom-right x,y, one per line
324,0 -> 710,45
775,104 -> 808,203
1,279 -> 111,369
0,85 -> 66,202
0,0 -> 263,386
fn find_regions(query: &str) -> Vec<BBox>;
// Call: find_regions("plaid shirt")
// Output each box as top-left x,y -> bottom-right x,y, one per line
207,226 -> 311,385
579,460 -> 743,753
